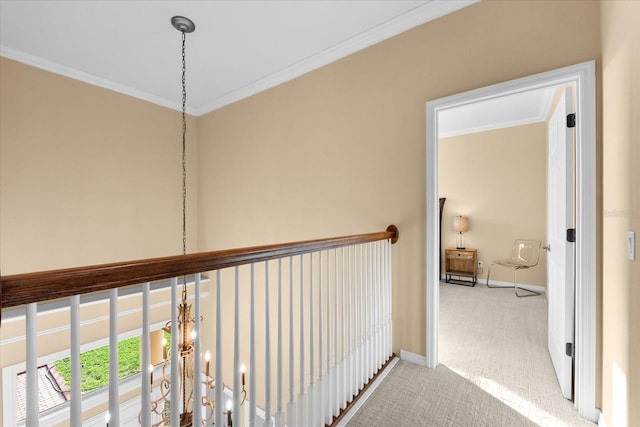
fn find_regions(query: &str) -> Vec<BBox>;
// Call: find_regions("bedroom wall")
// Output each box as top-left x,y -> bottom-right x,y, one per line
601,0 -> 640,426
196,0 -> 602,407
439,123 -> 547,287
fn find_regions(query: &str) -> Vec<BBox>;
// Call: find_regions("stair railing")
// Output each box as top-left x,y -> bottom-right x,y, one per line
1,225 -> 398,426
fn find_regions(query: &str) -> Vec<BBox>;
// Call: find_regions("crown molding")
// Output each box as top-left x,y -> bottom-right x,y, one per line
194,0 -> 478,115
2,1 -> 476,117
0,46 -> 198,116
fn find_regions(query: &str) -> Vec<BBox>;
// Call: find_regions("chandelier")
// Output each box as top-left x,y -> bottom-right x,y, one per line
137,16 -> 247,426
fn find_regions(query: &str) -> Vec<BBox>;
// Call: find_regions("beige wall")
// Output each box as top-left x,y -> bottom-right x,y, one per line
439,123 -> 547,287
0,57 -> 201,422
197,0 -> 600,360
601,1 -> 640,426
0,58 -> 199,274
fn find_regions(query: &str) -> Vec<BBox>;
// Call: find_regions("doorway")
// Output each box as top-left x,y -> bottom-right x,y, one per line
425,61 -> 597,422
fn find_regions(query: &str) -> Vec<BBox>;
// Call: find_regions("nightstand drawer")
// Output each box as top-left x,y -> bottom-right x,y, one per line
446,251 -> 474,260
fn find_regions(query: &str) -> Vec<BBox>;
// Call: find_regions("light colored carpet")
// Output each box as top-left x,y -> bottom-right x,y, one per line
347,282 -> 596,426
346,360 -> 538,426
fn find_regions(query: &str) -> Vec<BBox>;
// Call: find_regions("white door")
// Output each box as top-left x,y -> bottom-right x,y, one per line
547,87 -> 575,400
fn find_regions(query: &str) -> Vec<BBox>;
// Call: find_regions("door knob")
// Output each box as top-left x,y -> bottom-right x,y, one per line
543,244 -> 551,252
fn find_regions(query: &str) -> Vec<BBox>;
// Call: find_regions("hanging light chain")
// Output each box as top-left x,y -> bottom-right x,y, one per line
181,30 -> 187,259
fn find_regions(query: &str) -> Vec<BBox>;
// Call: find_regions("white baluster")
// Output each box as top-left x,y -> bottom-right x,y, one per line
325,249 -> 332,424
233,267 -> 241,424
340,246 -> 346,408
332,249 -> 341,417
359,243 -> 365,390
109,288 -> 120,426
70,295 -> 81,426
368,242 -> 375,380
141,283 -> 151,427
265,262 -> 272,427
314,252 -> 324,425
215,270 -> 224,426
347,245 -> 354,401
250,264 -> 257,426
298,255 -> 306,424
170,278 -> 179,427
26,302 -> 38,426
352,245 -> 359,398
374,242 -> 380,371
275,258 -> 284,427
308,253 -> 315,426
193,274 -> 202,427
387,239 -> 393,357
378,241 -> 384,366
287,257 -> 296,427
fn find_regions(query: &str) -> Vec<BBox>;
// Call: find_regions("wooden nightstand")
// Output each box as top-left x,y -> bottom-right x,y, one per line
445,248 -> 477,286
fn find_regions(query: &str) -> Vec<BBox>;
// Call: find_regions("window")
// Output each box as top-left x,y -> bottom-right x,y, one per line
15,336 -> 143,423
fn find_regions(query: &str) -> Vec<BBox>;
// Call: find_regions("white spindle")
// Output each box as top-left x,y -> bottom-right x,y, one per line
378,242 -> 386,366
233,267 -> 241,424
298,255 -> 306,424
193,274 -> 202,427
108,288 -> 120,426
358,245 -> 369,388
70,295 -> 81,425
141,283 -> 151,427
308,253 -> 315,426
387,239 -> 393,356
26,302 -> 38,426
348,245 -> 359,397
333,248 -> 339,417
317,251 -> 325,426
215,270 -> 224,426
265,262 -> 272,427
368,243 -> 374,379
275,258 -> 284,427
170,277 -> 179,427
250,264 -> 257,426
347,245 -> 354,400
369,242 -> 375,379
287,257 -> 296,427
371,242 -> 377,373
325,249 -> 332,424
340,247 -> 346,408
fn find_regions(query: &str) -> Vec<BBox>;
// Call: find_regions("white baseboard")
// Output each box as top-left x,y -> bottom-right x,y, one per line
597,410 -> 607,426
399,349 -> 428,367
441,275 -> 547,296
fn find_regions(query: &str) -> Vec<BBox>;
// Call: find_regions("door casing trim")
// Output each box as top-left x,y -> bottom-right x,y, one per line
425,60 -> 597,421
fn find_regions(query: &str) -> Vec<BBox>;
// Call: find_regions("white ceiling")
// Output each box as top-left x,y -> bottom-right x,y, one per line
0,0 -> 475,116
1,0 -> 552,134
438,86 -> 557,137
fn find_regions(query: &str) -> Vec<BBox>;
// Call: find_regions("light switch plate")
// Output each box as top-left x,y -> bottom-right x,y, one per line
628,231 -> 636,261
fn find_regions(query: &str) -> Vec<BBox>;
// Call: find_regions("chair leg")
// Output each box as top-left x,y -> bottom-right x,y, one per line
486,264 -> 514,288
486,263 -> 496,287
514,268 -> 542,297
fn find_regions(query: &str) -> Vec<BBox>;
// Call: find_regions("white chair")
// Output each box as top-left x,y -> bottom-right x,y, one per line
486,239 -> 542,297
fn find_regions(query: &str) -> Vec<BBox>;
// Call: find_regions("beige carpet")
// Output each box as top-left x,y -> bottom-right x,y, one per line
346,282 -> 596,426
346,360 -> 538,426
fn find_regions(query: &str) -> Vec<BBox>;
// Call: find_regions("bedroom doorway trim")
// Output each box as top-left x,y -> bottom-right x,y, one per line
425,61 -> 597,421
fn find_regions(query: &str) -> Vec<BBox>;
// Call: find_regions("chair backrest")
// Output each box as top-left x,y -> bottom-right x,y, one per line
509,239 -> 542,267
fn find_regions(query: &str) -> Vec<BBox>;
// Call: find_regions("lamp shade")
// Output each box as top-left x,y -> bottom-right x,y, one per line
453,216 -> 469,233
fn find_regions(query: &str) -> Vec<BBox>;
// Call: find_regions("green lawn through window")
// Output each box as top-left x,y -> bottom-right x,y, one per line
54,336 -> 141,393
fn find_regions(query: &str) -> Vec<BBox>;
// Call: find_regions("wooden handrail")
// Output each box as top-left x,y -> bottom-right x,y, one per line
1,225 -> 398,310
